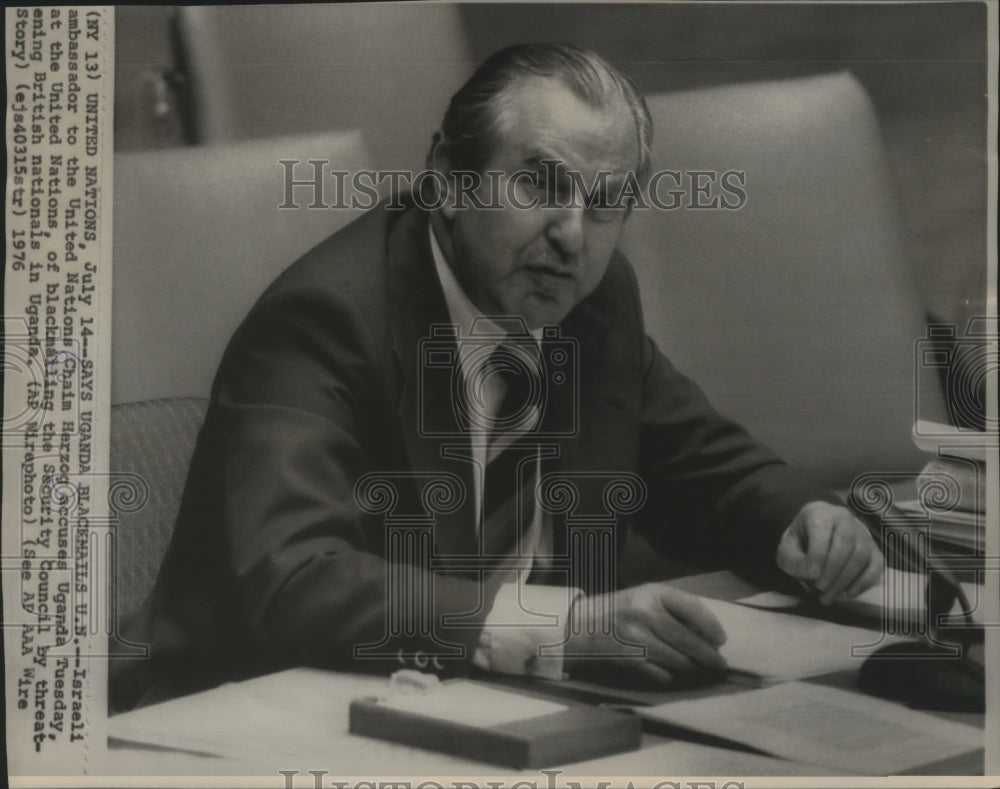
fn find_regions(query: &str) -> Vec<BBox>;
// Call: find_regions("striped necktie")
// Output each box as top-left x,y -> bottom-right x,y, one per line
480,338 -> 542,560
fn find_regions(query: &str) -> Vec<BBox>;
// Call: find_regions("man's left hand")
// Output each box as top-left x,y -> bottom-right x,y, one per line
776,501 -> 884,605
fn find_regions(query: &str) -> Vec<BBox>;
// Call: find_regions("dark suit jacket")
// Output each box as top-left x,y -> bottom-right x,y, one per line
111,198 -> 833,711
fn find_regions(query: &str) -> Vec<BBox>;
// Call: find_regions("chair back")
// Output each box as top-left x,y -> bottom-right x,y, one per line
621,72 -> 948,488
112,131 -> 373,403
111,132 -> 372,615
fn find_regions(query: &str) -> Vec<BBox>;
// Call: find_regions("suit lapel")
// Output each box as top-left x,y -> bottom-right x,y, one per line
541,299 -> 629,560
387,204 -> 479,557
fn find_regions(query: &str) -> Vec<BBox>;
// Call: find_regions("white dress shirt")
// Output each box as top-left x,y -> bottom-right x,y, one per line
428,225 -> 581,679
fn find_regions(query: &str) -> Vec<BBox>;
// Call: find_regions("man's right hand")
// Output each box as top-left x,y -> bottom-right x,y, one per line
564,582 -> 728,685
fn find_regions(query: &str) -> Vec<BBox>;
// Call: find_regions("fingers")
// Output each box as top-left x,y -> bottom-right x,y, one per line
571,586 -> 727,682
845,546 -> 885,599
777,503 -> 887,605
807,508 -> 883,604
659,588 -> 727,647
639,630 -> 699,674
817,531 -> 869,604
646,589 -> 727,673
775,507 -> 829,582
800,509 -> 836,582
558,586 -> 737,686
633,658 -> 675,686
776,533 -> 808,582
815,522 -> 856,601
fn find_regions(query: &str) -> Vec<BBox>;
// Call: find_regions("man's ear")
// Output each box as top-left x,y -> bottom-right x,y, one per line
426,132 -> 457,221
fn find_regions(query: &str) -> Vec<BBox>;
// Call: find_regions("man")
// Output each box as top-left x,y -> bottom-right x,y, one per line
111,43 -> 882,711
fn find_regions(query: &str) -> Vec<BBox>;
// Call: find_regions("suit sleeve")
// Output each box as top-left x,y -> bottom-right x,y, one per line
199,284 -> 487,676
619,257 -> 839,582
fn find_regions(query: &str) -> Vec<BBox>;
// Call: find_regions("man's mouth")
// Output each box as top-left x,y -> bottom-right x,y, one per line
523,264 -> 574,281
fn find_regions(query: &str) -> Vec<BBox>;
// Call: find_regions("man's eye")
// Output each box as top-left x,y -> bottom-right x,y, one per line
586,191 -> 630,220
534,177 -> 567,204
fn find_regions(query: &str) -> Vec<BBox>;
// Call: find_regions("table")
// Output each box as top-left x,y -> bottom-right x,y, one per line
103,571 -> 986,778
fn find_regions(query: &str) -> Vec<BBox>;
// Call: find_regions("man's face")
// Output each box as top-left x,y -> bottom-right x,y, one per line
440,77 -> 640,329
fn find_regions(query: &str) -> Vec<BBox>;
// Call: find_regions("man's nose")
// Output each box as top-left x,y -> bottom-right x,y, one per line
545,201 -> 585,259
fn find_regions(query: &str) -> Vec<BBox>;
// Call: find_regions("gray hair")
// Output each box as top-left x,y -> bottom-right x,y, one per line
434,43 -> 653,180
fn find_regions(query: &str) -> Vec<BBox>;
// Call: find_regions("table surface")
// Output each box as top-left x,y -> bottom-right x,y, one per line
103,571 -> 986,778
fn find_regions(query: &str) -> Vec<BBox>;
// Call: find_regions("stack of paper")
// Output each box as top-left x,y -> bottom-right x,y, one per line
907,420 -> 989,553
894,498 -> 984,552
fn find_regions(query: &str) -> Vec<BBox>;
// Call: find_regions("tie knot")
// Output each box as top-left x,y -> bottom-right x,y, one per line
489,337 -> 539,379
488,338 -> 541,434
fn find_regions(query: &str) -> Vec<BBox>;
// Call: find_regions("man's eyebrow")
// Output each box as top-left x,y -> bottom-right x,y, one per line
521,153 -> 633,190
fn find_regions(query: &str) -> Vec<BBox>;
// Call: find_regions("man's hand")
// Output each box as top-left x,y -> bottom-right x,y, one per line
776,501 -> 884,605
565,582 -> 728,685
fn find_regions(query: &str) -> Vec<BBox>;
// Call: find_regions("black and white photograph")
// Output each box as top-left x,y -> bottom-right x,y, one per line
3,2 -> 997,786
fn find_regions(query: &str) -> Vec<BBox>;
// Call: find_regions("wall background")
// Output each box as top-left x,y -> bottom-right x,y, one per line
114,2 -> 988,344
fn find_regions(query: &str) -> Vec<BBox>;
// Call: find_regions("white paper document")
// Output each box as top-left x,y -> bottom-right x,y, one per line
699,597 -> 908,681
639,681 -> 982,774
